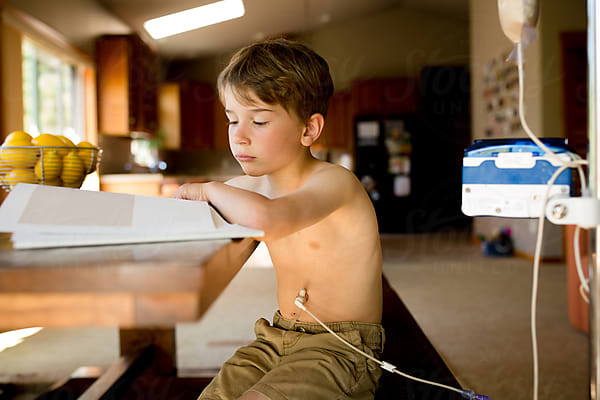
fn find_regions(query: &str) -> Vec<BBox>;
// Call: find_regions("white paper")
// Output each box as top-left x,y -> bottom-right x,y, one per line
0,183 -> 263,249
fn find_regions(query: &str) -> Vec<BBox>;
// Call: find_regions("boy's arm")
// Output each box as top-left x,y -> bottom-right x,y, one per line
172,166 -> 357,240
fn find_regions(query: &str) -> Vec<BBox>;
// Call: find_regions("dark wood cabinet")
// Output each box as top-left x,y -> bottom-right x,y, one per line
96,35 -> 158,136
180,81 -> 215,150
213,100 -> 230,152
350,78 -> 419,117
321,92 -> 352,151
158,80 -> 216,150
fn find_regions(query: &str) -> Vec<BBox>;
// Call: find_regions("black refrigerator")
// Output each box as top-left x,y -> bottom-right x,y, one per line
354,66 -> 472,233
355,116 -> 416,233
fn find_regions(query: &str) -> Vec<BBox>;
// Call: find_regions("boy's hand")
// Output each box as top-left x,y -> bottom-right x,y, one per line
172,183 -> 209,202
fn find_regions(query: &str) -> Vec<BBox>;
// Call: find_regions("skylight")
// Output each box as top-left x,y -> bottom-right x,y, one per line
144,0 -> 245,40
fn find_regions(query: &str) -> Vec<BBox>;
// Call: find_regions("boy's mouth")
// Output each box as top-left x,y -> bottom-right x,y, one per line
235,154 -> 255,162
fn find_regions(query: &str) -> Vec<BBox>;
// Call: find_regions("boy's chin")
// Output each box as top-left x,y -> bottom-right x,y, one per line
240,166 -> 266,177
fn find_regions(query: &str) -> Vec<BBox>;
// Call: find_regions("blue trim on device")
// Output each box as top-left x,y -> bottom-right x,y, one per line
463,138 -> 574,186
462,160 -> 571,185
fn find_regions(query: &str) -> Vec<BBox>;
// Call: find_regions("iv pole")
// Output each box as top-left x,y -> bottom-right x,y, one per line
589,0 -> 600,399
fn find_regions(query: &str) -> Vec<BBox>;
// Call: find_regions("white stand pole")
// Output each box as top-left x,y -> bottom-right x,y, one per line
588,1 -> 600,399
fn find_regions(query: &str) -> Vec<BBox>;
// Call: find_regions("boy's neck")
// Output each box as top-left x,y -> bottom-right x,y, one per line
265,151 -> 321,195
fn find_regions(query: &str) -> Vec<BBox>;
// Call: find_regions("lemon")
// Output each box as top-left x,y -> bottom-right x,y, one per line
32,133 -> 68,157
61,150 -> 85,185
57,135 -> 76,148
0,139 -> 38,169
77,141 -> 98,173
41,177 -> 62,186
4,168 -> 38,189
4,130 -> 32,144
34,149 -> 62,180
62,179 -> 81,188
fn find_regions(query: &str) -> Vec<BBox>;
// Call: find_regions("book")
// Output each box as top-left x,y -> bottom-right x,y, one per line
0,183 -> 263,249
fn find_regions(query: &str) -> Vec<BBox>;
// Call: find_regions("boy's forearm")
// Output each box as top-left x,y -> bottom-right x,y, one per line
204,181 -> 272,229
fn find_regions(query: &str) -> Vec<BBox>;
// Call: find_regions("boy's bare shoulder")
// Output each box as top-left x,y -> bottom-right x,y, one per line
311,162 -> 362,191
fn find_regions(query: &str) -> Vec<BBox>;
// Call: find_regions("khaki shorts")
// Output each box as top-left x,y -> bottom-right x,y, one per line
198,311 -> 385,400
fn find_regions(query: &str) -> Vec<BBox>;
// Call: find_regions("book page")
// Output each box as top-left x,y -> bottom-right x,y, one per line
1,184 -> 215,234
19,185 -> 134,227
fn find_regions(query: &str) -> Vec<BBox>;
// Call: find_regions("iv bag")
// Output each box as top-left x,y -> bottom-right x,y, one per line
498,0 -> 539,43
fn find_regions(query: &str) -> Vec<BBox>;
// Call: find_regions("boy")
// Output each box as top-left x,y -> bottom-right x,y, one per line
173,39 -> 384,400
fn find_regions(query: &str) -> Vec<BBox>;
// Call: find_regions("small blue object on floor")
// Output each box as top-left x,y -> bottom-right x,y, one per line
480,228 -> 513,257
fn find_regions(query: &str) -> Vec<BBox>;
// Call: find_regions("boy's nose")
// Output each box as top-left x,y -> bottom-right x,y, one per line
231,125 -> 250,145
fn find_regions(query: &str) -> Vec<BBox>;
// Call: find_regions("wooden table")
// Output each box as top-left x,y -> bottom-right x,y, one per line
0,237 -> 258,398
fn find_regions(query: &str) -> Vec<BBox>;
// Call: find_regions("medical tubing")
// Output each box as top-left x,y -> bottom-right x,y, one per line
574,225 -> 591,301
293,298 -> 487,399
531,160 -> 586,400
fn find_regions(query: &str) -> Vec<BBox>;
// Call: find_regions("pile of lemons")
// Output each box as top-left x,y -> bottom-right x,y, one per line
0,131 -> 99,190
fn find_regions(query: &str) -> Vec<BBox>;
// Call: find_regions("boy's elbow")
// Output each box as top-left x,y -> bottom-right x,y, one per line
249,201 -> 286,241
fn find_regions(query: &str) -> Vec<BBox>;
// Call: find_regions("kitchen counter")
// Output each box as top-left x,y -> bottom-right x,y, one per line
0,235 -> 258,393
100,173 -> 241,197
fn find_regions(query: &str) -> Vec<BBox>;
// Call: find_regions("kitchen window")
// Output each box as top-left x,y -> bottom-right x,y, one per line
22,38 -> 85,143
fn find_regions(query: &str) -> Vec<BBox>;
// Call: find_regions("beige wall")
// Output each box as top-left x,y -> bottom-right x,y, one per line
540,0 -> 587,139
182,5 -> 470,92
300,6 -> 470,91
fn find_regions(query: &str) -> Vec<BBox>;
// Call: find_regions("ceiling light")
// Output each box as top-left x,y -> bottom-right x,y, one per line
144,0 -> 245,40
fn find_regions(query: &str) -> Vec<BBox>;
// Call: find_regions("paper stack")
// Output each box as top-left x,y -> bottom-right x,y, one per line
0,183 -> 263,249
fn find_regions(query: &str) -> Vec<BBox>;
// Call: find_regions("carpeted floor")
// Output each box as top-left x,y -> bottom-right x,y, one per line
0,233 -> 590,399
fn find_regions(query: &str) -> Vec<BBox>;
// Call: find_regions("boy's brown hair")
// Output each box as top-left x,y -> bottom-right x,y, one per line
217,39 -> 334,124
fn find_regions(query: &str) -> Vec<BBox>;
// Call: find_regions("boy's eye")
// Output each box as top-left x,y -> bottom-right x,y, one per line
253,121 -> 268,126
228,121 -> 238,126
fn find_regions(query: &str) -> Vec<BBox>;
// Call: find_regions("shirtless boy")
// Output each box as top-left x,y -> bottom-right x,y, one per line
173,39 -> 384,400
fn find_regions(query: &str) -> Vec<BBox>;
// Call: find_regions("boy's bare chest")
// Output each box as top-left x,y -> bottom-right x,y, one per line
267,221 -> 331,262
265,211 -> 360,269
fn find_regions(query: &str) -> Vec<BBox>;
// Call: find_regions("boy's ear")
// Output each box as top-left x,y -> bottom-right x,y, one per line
300,113 -> 325,147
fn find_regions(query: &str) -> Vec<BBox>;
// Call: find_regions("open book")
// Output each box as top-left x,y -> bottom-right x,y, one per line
0,183 -> 263,249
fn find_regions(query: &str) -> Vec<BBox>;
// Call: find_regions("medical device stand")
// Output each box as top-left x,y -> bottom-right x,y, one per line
589,1 -> 600,399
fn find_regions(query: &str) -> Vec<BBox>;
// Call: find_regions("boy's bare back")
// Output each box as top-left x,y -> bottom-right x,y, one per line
228,160 -> 382,324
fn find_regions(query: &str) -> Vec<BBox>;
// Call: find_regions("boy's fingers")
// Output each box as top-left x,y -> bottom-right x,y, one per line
172,184 -> 190,199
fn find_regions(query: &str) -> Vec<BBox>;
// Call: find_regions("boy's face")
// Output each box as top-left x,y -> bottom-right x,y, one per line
224,87 -> 307,177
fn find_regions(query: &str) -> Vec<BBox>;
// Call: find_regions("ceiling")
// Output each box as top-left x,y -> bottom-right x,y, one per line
6,0 -> 469,59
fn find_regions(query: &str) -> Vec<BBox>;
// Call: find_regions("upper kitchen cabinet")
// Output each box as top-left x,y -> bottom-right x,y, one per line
320,92 -> 352,151
159,80 -> 215,150
350,78 -> 419,116
96,35 -> 159,136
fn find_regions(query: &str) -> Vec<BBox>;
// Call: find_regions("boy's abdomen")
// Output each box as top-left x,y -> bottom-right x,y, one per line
270,246 -> 383,324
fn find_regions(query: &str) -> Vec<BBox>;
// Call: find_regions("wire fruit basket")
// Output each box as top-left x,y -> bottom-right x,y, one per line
0,145 -> 102,191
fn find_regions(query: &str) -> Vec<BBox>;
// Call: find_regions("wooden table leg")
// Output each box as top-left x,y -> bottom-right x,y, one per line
119,327 -> 176,376
65,328 -> 176,400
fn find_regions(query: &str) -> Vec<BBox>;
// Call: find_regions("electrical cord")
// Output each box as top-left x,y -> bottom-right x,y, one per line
293,293 -> 489,400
